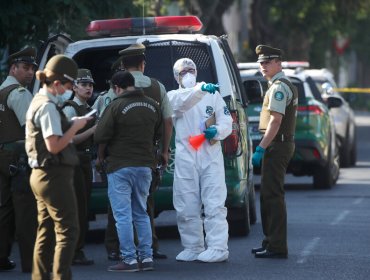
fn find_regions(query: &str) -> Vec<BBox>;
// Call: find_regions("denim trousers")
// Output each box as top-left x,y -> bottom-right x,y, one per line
108,166 -> 152,263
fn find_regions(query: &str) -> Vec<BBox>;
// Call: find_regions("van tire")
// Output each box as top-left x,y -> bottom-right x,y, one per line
228,192 -> 251,236
249,182 -> 257,225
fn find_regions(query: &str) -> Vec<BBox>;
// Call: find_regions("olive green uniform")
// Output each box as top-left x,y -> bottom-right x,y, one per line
0,75 -> 37,272
259,71 -> 298,254
26,90 -> 79,280
104,71 -> 172,256
63,97 -> 96,262
92,88 -> 117,118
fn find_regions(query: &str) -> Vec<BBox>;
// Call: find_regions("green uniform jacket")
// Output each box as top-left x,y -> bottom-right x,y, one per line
94,89 -> 162,173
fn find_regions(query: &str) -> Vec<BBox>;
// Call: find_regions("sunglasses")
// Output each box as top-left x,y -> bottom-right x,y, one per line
179,68 -> 196,77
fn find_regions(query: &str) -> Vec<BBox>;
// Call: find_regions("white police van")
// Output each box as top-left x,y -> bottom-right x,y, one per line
34,16 -> 256,236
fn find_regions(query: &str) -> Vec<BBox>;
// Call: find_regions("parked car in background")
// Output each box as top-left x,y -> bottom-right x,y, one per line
33,16 -> 257,236
305,69 -> 357,167
239,65 -> 340,189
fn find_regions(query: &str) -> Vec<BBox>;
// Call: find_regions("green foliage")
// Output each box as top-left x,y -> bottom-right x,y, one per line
0,0 -> 140,52
248,0 -> 370,70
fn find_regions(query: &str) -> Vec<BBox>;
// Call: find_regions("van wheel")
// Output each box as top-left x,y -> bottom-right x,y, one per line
228,192 -> 251,236
248,182 -> 257,225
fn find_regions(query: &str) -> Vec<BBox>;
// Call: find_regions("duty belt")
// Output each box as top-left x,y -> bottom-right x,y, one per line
273,134 -> 294,142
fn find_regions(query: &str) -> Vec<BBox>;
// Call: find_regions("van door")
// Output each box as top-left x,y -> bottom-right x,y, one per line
32,34 -> 72,95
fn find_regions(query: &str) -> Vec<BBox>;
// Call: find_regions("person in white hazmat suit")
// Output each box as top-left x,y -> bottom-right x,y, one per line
167,58 -> 232,262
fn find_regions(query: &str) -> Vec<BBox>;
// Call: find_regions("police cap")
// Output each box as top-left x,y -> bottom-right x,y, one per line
76,68 -> 95,84
118,43 -> 146,58
45,55 -> 78,82
255,45 -> 282,62
8,46 -> 38,67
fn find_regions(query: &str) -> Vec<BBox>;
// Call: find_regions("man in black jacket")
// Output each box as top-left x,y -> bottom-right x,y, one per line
95,71 -> 162,272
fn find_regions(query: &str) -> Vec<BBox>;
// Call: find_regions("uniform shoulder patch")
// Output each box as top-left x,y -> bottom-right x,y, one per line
104,97 -> 112,106
274,91 -> 284,101
17,86 -> 26,92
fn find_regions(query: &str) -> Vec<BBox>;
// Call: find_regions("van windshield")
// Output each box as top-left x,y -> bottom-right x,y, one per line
72,40 -> 218,103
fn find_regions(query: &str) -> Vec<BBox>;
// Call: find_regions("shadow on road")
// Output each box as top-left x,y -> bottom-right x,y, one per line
86,225 -> 180,244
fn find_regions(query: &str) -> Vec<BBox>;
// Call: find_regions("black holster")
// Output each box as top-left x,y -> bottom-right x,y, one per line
10,154 -> 32,193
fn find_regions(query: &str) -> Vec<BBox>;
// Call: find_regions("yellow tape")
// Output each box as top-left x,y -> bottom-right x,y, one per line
334,88 -> 370,94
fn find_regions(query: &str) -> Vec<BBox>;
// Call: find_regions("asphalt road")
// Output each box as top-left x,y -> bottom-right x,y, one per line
4,111 -> 370,280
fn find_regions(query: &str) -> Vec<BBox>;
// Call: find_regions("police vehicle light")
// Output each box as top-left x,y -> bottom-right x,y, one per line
86,16 -> 203,37
297,105 -> 324,115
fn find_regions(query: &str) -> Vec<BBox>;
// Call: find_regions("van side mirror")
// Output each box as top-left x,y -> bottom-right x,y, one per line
326,96 -> 343,109
243,80 -> 264,104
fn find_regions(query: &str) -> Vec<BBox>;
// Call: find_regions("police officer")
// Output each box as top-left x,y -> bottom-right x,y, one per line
251,45 -> 298,259
25,55 -> 90,279
62,69 -> 97,265
103,43 -> 173,260
0,46 -> 38,272
91,60 -> 119,118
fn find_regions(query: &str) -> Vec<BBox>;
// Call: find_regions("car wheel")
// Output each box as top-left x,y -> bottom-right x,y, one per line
313,162 -> 333,189
248,181 -> 257,225
349,129 -> 357,166
228,192 -> 251,236
313,141 -> 338,189
339,126 -> 351,167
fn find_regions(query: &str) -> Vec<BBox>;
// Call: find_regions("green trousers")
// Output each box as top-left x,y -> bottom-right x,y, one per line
30,166 -> 79,280
260,141 -> 294,254
0,165 -> 37,272
105,193 -> 159,254
73,154 -> 93,254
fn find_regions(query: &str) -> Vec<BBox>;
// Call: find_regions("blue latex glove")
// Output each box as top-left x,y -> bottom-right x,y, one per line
204,126 -> 217,140
201,83 -> 219,94
252,146 -> 265,167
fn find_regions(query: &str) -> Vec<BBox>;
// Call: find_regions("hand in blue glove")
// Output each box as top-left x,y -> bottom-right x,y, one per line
252,146 -> 265,167
204,126 -> 217,140
201,83 -> 219,94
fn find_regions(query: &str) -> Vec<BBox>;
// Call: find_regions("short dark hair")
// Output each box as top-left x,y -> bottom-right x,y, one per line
110,70 -> 135,89
121,54 -> 145,69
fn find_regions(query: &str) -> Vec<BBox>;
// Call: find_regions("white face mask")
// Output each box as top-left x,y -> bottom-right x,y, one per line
181,73 -> 196,88
56,89 -> 73,105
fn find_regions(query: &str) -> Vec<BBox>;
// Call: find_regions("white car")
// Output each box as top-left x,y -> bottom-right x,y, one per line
305,69 -> 357,167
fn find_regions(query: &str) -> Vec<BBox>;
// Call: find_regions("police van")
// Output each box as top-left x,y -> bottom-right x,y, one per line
33,16 -> 256,236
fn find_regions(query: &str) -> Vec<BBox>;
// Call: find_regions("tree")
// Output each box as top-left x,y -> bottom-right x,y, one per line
158,0 -> 236,36
0,0 -> 140,53
248,0 -> 370,86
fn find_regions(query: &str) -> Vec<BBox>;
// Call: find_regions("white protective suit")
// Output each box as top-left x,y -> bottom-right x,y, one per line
167,80 -> 232,262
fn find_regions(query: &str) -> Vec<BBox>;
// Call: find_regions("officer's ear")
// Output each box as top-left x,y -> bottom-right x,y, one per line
73,83 -> 78,91
140,60 -> 146,72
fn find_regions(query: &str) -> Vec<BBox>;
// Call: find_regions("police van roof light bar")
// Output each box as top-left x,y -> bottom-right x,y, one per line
86,16 -> 203,37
